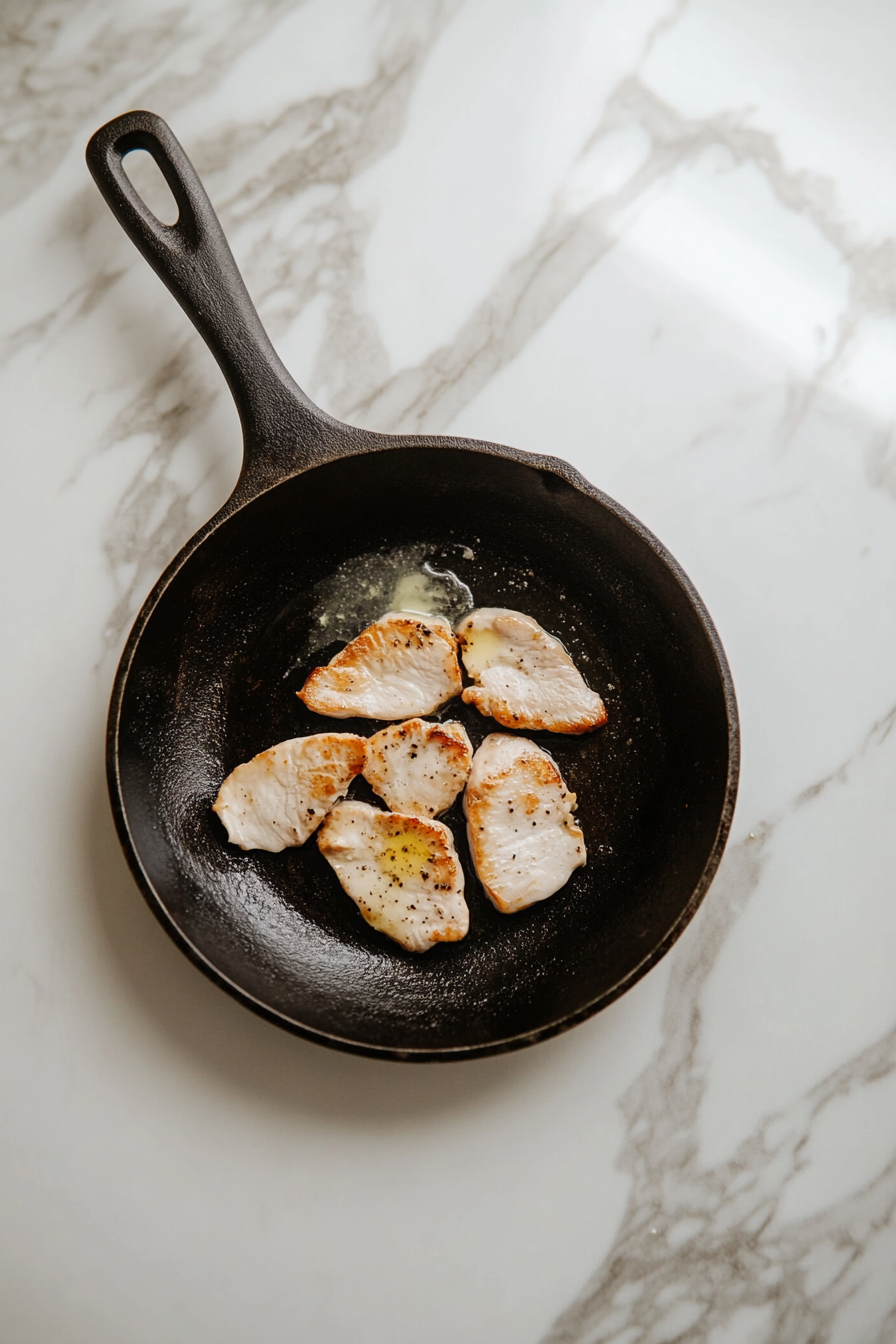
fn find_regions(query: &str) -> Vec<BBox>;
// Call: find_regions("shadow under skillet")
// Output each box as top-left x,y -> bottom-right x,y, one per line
86,756 -> 604,1125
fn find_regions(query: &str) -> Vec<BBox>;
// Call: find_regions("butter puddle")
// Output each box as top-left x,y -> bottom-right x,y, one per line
306,544 -> 474,655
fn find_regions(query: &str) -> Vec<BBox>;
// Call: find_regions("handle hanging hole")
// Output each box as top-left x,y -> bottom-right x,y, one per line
122,148 -> 179,226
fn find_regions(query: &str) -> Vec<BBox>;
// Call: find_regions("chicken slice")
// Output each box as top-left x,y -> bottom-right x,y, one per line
298,612 -> 463,720
456,608 -> 607,734
464,734 -> 586,913
363,718 -> 473,818
213,733 -> 366,852
318,800 -> 468,952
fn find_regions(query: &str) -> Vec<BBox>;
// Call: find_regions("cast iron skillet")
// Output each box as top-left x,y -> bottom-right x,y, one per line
86,110 -> 739,1062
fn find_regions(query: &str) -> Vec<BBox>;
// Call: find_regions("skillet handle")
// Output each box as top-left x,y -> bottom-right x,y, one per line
86,110 -> 335,490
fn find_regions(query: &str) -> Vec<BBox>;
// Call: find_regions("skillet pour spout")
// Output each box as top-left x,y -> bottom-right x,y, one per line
87,110 -> 739,1061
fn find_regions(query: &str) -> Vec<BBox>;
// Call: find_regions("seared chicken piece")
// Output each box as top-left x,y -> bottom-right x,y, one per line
456,608 -> 607,734
464,734 -> 586,913
363,718 -> 473,818
298,612 -> 463,720
318,800 -> 468,952
213,733 -> 366,852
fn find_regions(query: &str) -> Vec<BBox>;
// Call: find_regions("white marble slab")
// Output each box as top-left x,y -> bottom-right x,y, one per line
3,2 -> 896,1340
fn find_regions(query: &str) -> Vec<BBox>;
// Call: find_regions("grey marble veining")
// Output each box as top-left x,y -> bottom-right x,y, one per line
8,0 -> 462,651
10,0 -> 896,651
546,708 -> 896,1344
1,0 -> 302,214
3,2 -> 896,1340
86,14 -> 895,659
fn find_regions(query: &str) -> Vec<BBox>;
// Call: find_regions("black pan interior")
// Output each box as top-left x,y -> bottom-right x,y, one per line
114,444 -> 734,1058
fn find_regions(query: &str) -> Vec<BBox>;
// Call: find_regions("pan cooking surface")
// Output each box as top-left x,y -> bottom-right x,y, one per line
89,111 -> 737,1059
114,446 -> 735,1058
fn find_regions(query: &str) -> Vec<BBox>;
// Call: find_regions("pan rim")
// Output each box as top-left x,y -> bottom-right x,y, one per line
106,434 -> 740,1060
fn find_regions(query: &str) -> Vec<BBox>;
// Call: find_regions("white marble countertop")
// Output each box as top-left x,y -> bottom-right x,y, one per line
4,2 -> 896,1340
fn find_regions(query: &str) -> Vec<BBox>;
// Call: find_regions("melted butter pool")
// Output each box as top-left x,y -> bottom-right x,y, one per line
378,829 -> 436,883
306,543 -> 474,655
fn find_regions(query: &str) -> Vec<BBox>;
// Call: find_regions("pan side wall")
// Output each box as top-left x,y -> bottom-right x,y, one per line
112,447 -> 736,1054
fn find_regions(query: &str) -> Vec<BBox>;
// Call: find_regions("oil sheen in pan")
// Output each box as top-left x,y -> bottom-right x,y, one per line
242,540 -> 649,930
297,542 -> 474,662
298,537 -> 603,661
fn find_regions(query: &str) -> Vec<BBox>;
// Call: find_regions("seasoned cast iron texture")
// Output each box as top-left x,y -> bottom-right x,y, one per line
87,111 -> 739,1060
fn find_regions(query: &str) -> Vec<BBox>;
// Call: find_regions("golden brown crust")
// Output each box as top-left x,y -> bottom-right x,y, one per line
455,608 -> 607,734
461,685 -> 607,734
298,615 -> 462,718
428,925 -> 466,943
464,760 -> 533,909
464,738 -> 584,912
211,733 -> 367,851
362,718 -> 472,816
317,802 -> 467,950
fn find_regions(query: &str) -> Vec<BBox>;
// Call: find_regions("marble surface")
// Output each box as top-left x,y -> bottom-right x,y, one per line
3,1 -> 896,1340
